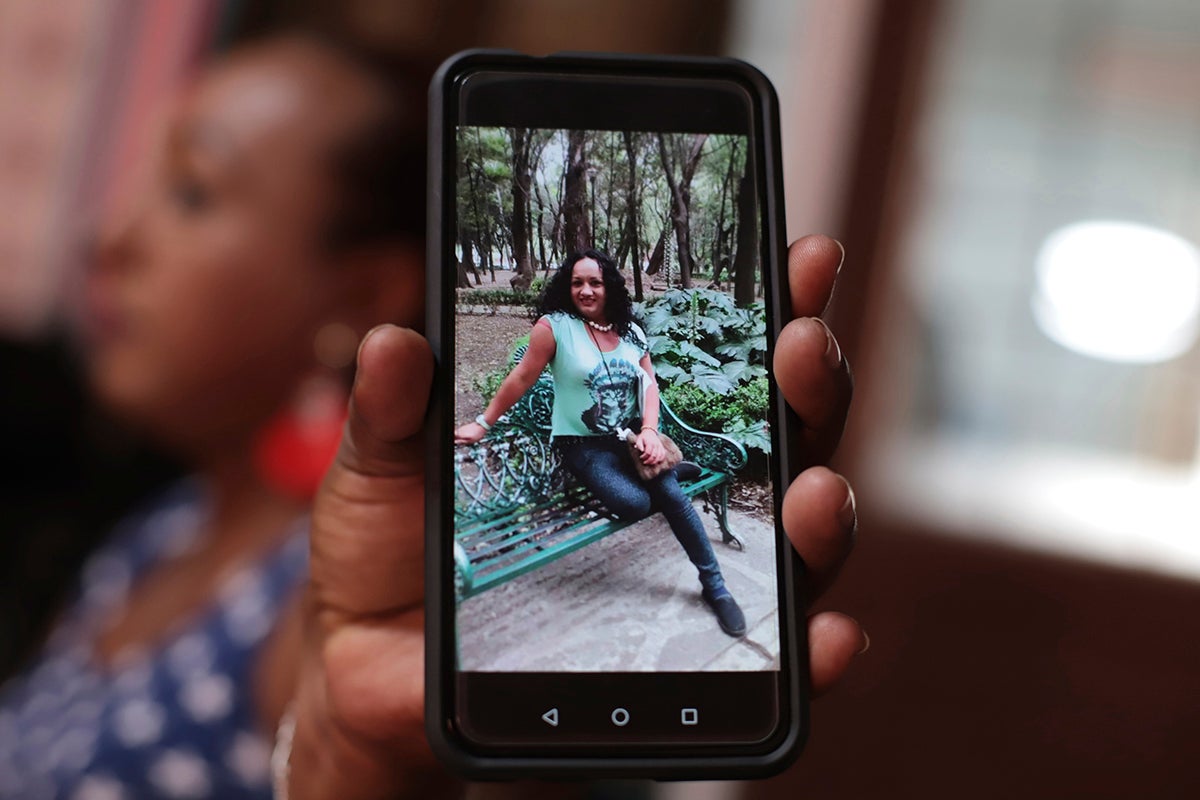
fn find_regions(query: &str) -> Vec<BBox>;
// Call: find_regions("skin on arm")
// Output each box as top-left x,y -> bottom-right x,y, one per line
634,352 -> 665,464
453,319 -> 556,444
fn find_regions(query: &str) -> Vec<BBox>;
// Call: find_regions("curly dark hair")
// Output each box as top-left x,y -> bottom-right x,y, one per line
534,249 -> 641,342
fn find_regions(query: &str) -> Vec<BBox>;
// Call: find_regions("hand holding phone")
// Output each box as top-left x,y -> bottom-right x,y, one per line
423,50 -> 861,779
279,235 -> 859,798
276,50 -> 863,796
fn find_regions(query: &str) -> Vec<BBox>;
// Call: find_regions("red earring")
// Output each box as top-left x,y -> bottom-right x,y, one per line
252,375 -> 348,502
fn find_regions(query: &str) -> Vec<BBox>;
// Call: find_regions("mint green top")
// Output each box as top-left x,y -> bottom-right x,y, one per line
544,312 -> 650,438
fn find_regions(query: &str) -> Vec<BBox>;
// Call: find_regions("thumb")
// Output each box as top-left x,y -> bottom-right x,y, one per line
310,324 -> 433,622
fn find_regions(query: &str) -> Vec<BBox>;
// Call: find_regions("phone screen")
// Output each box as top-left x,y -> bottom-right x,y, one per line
431,63 -> 801,756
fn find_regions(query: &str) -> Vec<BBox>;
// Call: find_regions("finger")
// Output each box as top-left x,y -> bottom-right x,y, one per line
345,325 -> 433,470
788,234 -> 843,318
310,325 -> 433,623
783,466 -> 856,601
774,317 -> 852,467
808,611 -> 868,697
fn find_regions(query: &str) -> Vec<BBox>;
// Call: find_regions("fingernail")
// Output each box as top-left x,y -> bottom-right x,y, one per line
856,630 -> 871,655
837,476 -> 857,531
813,318 -> 842,370
834,238 -> 845,274
356,323 -> 392,364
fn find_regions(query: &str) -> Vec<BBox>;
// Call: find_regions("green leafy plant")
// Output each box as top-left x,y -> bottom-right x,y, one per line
635,288 -> 770,459
661,379 -> 769,448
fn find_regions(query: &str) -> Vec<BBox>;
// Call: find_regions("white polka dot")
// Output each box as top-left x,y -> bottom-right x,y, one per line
63,666 -> 102,699
49,727 -> 98,773
145,503 -> 204,557
165,633 -> 215,680
224,584 -> 273,645
113,698 -> 165,747
217,568 -> 263,604
64,696 -> 104,729
20,692 -> 60,722
111,659 -> 154,696
147,748 -> 211,798
30,656 -> 70,690
225,731 -> 271,787
28,726 -> 60,774
72,773 -> 129,800
179,673 -> 233,723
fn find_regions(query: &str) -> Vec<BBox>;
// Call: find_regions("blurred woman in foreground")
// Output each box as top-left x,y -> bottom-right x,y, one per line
0,33 -> 865,800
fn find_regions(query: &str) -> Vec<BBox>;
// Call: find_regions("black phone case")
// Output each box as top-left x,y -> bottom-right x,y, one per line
425,48 -> 808,780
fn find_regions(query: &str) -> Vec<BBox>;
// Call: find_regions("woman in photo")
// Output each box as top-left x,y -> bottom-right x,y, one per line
454,249 -> 748,636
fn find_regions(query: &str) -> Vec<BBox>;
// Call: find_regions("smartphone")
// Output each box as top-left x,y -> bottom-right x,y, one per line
425,50 -> 806,779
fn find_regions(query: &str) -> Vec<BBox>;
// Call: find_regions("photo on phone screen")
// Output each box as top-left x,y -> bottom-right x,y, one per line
449,125 -> 779,675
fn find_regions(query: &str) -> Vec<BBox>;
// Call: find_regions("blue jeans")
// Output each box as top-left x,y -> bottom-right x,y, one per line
557,437 -> 726,595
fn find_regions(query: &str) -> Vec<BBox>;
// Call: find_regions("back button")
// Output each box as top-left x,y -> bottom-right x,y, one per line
541,708 -> 559,727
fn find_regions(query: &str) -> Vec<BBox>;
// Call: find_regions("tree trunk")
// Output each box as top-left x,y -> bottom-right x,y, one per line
562,129 -> 591,254
456,234 -> 473,288
534,179 -> 551,277
526,192 -> 538,273
465,133 -> 487,283
645,229 -> 665,276
732,172 -> 757,305
508,128 -> 535,291
656,132 -> 708,288
622,131 -> 643,301
712,138 -> 737,285
480,228 -> 494,281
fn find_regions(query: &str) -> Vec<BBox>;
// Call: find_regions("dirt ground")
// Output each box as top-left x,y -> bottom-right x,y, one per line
454,311 -> 532,424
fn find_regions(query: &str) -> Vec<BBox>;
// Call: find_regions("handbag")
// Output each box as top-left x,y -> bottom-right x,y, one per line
617,427 -> 683,481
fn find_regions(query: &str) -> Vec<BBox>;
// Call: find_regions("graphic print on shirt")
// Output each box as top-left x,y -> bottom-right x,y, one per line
581,357 -> 640,433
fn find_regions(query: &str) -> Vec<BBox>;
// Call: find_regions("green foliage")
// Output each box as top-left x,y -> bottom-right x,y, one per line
638,288 -> 771,457
722,417 -> 771,457
473,368 -> 507,402
661,379 -> 770,455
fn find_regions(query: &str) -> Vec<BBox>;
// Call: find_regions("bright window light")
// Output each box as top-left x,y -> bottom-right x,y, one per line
1032,221 -> 1200,363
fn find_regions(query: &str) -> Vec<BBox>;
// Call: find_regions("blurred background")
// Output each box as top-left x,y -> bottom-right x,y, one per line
3,0 -> 1199,798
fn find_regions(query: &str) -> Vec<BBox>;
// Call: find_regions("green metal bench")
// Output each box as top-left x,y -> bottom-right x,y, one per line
453,352 -> 748,601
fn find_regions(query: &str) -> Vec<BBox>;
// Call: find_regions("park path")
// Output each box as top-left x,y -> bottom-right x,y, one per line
457,506 -> 780,672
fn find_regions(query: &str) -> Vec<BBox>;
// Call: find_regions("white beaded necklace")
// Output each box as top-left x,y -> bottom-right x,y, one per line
584,319 -> 614,332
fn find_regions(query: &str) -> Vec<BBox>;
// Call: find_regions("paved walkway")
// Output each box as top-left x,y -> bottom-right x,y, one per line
457,506 -> 779,672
